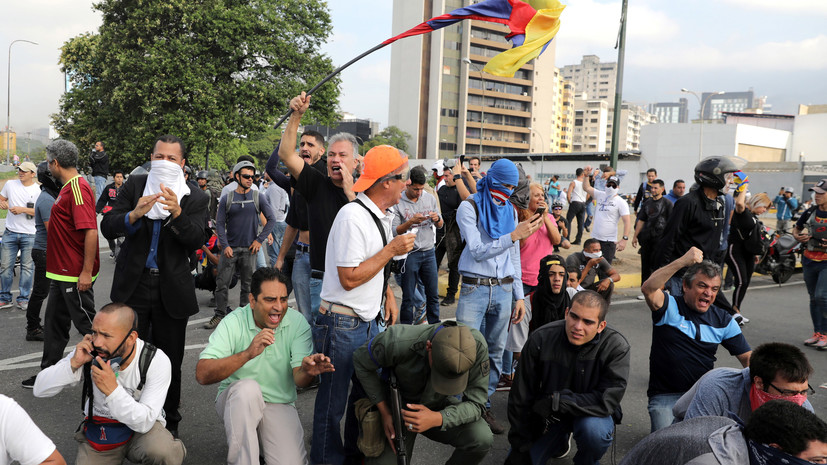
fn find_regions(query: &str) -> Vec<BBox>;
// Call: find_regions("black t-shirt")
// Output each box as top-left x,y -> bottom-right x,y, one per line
293,162 -> 349,271
637,197 -> 673,243
286,190 -> 309,231
438,185 -> 462,215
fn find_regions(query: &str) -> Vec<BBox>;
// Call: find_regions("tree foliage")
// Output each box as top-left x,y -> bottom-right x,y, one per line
53,0 -> 341,171
360,126 -> 411,154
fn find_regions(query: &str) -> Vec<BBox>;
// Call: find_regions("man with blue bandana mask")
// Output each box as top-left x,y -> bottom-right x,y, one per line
455,158 -> 542,435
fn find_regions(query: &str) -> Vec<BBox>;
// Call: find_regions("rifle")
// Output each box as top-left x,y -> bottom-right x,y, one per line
389,371 -> 408,465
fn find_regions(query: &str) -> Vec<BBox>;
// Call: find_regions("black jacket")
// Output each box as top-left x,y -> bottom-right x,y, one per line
656,188 -> 726,268
90,150 -> 110,177
507,320 -> 630,454
100,174 -> 208,318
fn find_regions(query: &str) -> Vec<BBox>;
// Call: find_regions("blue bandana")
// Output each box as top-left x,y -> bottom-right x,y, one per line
747,439 -> 814,465
474,159 -> 519,238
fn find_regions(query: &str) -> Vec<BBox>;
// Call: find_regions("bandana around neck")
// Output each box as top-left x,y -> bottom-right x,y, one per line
142,160 -> 191,220
474,159 -> 519,238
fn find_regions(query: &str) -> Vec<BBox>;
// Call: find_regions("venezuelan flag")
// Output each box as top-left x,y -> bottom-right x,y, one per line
383,0 -> 565,77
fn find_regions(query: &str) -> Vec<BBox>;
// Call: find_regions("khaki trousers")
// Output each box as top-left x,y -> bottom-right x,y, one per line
75,420 -> 186,465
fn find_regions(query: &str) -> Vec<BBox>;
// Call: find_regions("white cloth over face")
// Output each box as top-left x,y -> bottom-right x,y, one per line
142,160 -> 191,220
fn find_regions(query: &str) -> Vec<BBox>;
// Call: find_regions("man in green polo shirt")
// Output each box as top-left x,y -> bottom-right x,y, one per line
196,267 -> 333,465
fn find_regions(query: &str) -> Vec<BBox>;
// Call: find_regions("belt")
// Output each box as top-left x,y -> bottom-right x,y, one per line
461,276 -> 514,286
311,270 -> 325,279
145,268 -> 160,276
319,300 -> 358,318
295,242 -> 310,253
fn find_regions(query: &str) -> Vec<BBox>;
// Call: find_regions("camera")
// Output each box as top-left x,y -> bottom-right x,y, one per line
443,158 -> 457,168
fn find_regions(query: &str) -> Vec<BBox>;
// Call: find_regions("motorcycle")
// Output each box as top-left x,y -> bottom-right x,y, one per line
754,229 -> 801,283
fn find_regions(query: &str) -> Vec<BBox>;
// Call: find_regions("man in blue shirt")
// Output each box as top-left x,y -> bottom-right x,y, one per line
456,158 -> 540,434
641,246 -> 751,432
665,180 -> 685,204
774,186 -> 799,233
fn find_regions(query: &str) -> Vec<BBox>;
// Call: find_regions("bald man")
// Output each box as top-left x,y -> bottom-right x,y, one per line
33,303 -> 186,464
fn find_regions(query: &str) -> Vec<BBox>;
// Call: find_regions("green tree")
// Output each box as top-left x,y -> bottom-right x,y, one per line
53,0 -> 341,172
360,126 -> 411,154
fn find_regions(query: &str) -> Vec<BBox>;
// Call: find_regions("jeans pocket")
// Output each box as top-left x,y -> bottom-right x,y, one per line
312,317 -> 330,355
460,283 -> 478,297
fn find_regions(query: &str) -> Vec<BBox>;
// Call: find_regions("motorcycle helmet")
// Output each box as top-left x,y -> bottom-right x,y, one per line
552,200 -> 564,210
693,156 -> 746,192
37,161 -> 62,197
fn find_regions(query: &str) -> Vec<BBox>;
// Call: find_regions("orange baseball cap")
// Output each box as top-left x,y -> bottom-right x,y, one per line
352,145 -> 408,192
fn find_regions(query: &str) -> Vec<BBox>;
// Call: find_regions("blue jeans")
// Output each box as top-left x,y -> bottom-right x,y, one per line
310,311 -> 380,465
456,281 -> 512,405
93,175 -> 106,201
803,258 -> 827,334
647,392 -> 684,432
256,246 -> 267,269
267,221 -> 287,266
524,416 -> 614,465
393,273 -> 425,314
399,249 -> 440,324
292,249 -> 312,324
0,231 -> 34,303
584,201 -> 594,229
310,273 -> 323,319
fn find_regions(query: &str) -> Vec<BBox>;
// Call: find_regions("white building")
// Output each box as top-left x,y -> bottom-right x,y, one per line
560,55 -> 617,106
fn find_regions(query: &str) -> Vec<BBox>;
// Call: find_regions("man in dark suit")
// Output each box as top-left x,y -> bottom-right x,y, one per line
101,135 -> 208,437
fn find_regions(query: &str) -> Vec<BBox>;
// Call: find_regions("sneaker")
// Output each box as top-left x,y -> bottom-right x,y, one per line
636,295 -> 646,301
815,334 -> 827,349
25,327 -> 44,342
804,332 -> 823,346
21,375 -> 37,389
733,314 -> 745,327
551,432 -> 573,459
440,295 -> 455,307
482,409 -> 505,435
495,374 -> 513,392
17,301 -> 28,311
203,315 -> 223,330
0,301 -> 13,310
413,304 -> 427,325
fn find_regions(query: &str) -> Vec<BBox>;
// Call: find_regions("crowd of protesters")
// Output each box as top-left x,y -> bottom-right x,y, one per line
2,95 -> 827,464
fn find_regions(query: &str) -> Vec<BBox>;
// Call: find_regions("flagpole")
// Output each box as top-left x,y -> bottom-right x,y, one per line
273,42 -> 389,129
609,0 -> 628,170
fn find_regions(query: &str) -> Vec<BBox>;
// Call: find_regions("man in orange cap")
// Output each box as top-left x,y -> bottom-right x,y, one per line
310,144 -> 416,465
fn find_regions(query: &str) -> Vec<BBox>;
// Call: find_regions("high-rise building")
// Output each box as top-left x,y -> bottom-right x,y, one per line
572,96 -> 608,152
388,0 -> 558,159
303,112 -> 379,146
608,103 -> 657,151
560,55 -> 617,106
702,90 -> 754,120
649,98 -> 689,123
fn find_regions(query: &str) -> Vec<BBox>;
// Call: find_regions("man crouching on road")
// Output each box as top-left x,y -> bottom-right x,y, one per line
506,290 -> 630,465
33,303 -> 185,464
196,267 -> 333,465
353,321 -> 493,464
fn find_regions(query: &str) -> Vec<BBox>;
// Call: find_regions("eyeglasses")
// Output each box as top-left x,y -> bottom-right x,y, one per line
239,174 -> 254,180
768,382 -> 814,397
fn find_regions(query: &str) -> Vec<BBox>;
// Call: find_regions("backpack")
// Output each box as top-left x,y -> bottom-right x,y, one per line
225,189 -> 260,214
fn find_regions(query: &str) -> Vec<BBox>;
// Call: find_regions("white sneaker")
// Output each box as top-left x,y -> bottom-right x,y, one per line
636,295 -> 646,301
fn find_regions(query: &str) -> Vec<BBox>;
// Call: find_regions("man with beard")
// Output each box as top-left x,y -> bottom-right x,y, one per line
633,179 -> 673,283
665,179 -> 686,204
641,247 -> 751,432
33,303 -> 186,464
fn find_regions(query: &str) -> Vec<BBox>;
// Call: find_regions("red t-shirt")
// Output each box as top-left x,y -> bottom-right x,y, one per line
46,175 -> 100,282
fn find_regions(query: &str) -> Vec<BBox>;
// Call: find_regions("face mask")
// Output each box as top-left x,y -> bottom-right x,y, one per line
491,188 -> 512,206
605,187 -> 618,197
583,251 -> 603,259
749,383 -> 808,411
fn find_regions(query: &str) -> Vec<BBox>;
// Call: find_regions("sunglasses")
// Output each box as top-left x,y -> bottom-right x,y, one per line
239,174 -> 254,180
552,207 -> 562,210
606,183 -> 618,189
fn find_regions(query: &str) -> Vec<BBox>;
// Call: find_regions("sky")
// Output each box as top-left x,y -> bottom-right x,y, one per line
2,0 -> 826,137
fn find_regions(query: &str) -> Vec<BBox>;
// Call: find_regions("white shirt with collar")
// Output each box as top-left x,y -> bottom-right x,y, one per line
33,339 -> 172,434
321,192 -> 393,321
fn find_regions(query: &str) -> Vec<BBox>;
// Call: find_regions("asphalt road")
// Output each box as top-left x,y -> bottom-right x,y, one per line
0,233 -> 821,464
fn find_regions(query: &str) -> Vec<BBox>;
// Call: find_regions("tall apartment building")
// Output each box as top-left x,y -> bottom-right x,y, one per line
649,98 -> 689,123
702,90 -> 754,120
547,68 -> 574,153
560,55 -> 617,106
572,96 -> 608,152
608,103 -> 657,151
388,0 -> 558,159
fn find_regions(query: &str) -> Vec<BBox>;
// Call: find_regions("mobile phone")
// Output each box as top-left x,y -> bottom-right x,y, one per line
535,207 -> 546,217
459,155 -> 466,166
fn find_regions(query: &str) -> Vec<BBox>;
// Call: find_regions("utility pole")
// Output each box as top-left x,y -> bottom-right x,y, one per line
608,0 -> 628,170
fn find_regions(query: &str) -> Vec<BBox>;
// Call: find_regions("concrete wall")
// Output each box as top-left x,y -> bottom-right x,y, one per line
792,113 -> 827,162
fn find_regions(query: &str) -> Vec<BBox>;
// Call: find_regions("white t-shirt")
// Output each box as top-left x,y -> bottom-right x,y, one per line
0,180 -> 40,235
591,189 -> 630,242
321,192 -> 393,321
33,339 -> 172,434
0,394 -> 56,465
265,183 -> 290,223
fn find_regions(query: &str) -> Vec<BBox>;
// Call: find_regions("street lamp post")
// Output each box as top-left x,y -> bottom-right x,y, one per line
7,39 -> 38,166
462,58 -> 485,157
681,88 -> 724,160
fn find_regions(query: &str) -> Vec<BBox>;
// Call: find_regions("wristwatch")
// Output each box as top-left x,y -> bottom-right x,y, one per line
622,236 -> 629,240
453,174 -> 461,180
